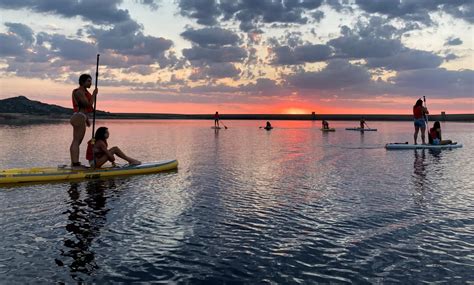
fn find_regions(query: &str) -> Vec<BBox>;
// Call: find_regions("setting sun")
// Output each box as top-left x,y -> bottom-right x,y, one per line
284,108 -> 311,114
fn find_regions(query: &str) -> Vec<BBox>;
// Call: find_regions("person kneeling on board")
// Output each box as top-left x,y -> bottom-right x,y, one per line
264,121 -> 272,130
86,127 -> 141,168
429,121 -> 453,145
322,120 -> 330,129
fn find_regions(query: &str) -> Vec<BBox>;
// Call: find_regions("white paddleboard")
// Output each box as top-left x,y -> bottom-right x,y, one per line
385,143 -> 462,150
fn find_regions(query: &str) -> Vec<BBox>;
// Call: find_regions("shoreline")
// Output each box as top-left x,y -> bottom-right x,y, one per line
1,112 -> 473,124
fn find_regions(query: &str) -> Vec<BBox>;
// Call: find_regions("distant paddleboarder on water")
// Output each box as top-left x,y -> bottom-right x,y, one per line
360,117 -> 368,129
264,121 -> 273,130
322,120 -> 330,130
70,74 -> 97,168
413,98 -> 429,145
214,111 -> 220,128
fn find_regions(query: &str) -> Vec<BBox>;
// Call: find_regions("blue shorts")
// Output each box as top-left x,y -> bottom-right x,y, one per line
432,138 -> 440,145
414,118 -> 426,128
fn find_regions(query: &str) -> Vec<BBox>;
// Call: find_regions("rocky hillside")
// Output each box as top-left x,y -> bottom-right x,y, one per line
0,96 -> 109,115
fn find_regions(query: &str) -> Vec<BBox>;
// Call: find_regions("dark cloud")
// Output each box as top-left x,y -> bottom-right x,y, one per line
444,53 -> 458,62
271,44 -> 333,65
445,37 -> 463,46
328,19 -> 407,59
49,35 -> 97,61
181,0 -> 336,33
390,68 -> 474,98
329,34 -> 402,59
123,65 -> 155,75
205,62 -> 241,79
5,22 -> 34,45
88,20 -> 173,59
355,0 -> 473,25
286,59 -> 371,90
181,27 -> 240,47
239,78 -> 281,95
311,10 -> 324,22
178,0 -> 220,25
182,46 -> 247,64
366,49 -> 443,71
0,33 -> 26,56
138,0 -> 159,10
0,0 -> 130,24
440,1 -> 474,24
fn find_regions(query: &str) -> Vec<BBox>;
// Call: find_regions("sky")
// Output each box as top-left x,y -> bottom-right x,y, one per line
0,0 -> 472,114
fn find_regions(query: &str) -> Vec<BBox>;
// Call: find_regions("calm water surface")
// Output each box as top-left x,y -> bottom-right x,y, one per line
0,120 -> 473,283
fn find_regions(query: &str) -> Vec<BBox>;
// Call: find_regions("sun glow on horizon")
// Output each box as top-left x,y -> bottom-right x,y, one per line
284,107 -> 311,114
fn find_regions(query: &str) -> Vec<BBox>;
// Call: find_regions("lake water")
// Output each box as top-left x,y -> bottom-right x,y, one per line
0,120 -> 473,283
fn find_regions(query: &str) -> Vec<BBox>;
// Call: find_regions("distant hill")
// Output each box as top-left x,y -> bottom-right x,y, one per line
0,96 -> 110,115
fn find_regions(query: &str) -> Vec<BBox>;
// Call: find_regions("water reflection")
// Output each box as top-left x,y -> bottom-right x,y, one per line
413,149 -> 427,206
58,180 -> 115,281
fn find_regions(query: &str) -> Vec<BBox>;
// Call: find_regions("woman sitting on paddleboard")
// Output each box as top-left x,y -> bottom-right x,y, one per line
413,99 -> 429,145
86,127 -> 141,168
70,74 -> 97,168
360,117 -> 367,129
429,121 -> 452,145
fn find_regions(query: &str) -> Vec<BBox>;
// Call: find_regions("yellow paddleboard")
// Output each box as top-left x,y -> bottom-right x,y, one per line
0,160 -> 178,184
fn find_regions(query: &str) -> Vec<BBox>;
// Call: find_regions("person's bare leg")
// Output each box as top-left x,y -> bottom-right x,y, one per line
414,126 -> 419,145
110,147 -> 141,165
420,126 -> 426,144
70,115 -> 86,165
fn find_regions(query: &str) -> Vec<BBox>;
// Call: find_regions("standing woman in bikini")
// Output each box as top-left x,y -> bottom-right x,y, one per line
413,98 -> 429,145
70,74 -> 98,168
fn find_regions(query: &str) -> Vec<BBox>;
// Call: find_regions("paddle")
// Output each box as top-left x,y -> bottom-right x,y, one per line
423,96 -> 429,126
91,54 -> 100,166
220,120 -> 228,129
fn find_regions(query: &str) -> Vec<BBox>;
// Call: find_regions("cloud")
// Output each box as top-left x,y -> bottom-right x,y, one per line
88,20 -> 173,60
4,22 -> 34,46
443,1 -> 474,24
123,65 -> 156,75
181,27 -> 241,47
0,0 -> 130,24
177,0 -> 325,31
178,0 -> 220,25
205,62 -> 241,79
355,0 -> 473,25
239,78 -> 282,95
182,46 -> 247,64
286,59 -> 371,90
390,68 -> 474,98
271,44 -> 333,65
0,33 -> 27,56
328,19 -> 405,59
445,37 -> 463,46
366,49 -> 443,71
444,53 -> 458,62
138,0 -> 159,10
329,34 -> 402,59
48,34 -> 98,61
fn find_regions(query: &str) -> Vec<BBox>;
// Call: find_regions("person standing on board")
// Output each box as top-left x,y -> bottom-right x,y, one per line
70,74 -> 97,168
214,111 -> 220,128
360,117 -> 367,129
322,120 -> 329,129
413,98 -> 429,145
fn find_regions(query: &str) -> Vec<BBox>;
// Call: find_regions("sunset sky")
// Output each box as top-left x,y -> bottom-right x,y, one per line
0,0 -> 472,114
